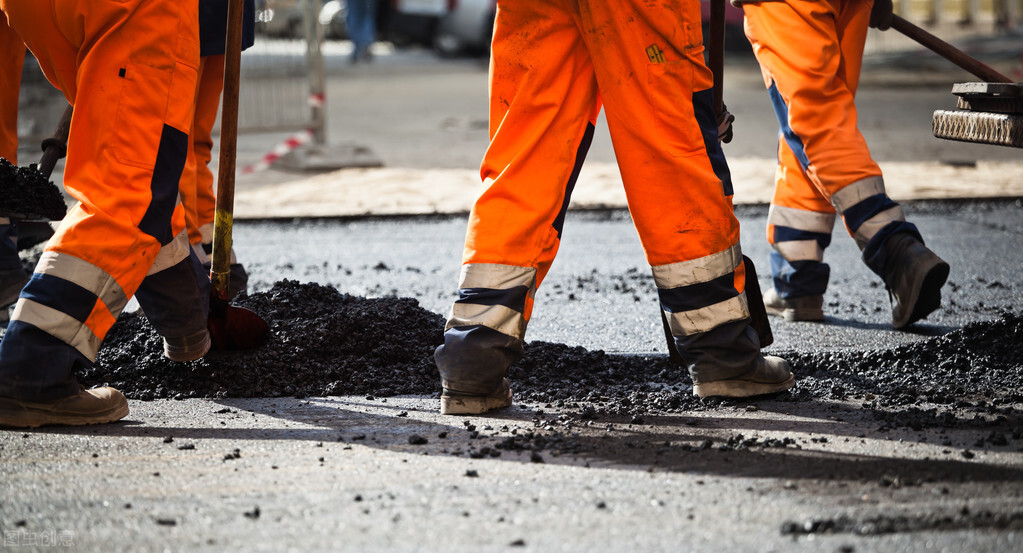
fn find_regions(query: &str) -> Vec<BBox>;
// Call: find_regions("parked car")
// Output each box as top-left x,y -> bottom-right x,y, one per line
255,0 -> 307,38
379,0 -> 448,47
433,0 -> 495,57
319,0 -> 348,40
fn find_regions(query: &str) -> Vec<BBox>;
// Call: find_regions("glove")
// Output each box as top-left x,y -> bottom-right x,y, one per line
870,0 -> 893,31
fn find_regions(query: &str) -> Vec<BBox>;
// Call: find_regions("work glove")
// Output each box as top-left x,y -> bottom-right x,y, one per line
870,0 -> 893,30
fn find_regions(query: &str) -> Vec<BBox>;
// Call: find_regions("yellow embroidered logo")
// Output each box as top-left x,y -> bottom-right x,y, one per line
646,44 -> 665,63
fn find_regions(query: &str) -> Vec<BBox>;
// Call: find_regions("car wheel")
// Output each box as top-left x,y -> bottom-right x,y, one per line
433,32 -> 462,58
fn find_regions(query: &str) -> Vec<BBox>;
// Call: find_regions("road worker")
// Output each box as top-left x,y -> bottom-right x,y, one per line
0,0 -> 210,427
434,0 -> 795,415
0,11 -> 28,313
737,0 -> 949,328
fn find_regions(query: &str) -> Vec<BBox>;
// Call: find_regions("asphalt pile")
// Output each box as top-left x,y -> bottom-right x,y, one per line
0,158 -> 67,221
87,280 -> 1022,429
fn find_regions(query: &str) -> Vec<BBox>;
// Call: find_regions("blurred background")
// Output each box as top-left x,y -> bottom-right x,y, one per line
13,0 -> 1023,179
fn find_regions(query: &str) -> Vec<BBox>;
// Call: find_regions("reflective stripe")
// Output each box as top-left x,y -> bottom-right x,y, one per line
11,298 -> 103,360
831,176 -> 886,213
651,243 -> 742,289
458,263 -> 536,291
35,252 -> 129,317
147,230 -> 191,275
665,293 -> 750,335
447,303 -> 526,340
774,239 -> 824,262
853,205 -> 906,249
448,263 -> 536,340
768,204 -> 835,234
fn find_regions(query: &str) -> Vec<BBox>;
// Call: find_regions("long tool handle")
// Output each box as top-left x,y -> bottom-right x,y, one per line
37,104 -> 73,179
890,15 -> 1013,84
709,0 -> 726,116
212,0 -> 245,305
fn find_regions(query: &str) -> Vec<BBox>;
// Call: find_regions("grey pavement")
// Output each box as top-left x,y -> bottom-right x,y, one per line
4,40 -> 1023,553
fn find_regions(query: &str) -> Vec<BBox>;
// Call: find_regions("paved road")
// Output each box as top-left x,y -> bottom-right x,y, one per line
4,45 -> 1023,553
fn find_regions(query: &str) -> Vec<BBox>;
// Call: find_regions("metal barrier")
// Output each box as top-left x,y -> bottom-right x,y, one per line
240,0 -> 326,142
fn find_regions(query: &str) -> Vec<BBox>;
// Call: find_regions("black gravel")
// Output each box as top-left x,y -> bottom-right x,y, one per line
0,157 -> 67,221
84,280 -> 1022,429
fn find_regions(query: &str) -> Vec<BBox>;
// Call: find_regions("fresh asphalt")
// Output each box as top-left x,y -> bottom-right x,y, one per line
3,42 -> 1022,552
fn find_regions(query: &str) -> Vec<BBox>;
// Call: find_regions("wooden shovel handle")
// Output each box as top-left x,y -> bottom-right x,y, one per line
890,14 -> 1013,84
212,0 -> 245,303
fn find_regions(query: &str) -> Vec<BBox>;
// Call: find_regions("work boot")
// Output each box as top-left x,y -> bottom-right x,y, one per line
0,268 -> 30,308
441,377 -> 513,415
763,288 -> 825,322
692,355 -> 795,398
883,233 -> 950,329
0,386 -> 129,428
676,319 -> 795,398
163,328 -> 212,362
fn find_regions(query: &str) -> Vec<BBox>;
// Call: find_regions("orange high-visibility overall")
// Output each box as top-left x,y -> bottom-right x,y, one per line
0,10 -> 25,273
742,0 -> 919,298
436,0 -> 762,392
0,0 -> 207,401
180,55 -> 225,248
0,9 -> 22,164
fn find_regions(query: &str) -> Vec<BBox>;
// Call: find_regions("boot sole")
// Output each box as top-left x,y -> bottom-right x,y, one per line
693,374 -> 795,398
894,260 -> 950,329
765,305 -> 825,322
0,399 -> 129,429
440,382 -> 513,415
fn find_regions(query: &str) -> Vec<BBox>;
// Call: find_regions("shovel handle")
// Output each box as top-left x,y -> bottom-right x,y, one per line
212,0 -> 245,303
37,104 -> 73,179
709,0 -> 726,116
890,15 -> 1013,84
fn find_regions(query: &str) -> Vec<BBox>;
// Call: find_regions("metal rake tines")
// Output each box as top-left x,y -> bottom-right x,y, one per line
932,110 -> 1023,148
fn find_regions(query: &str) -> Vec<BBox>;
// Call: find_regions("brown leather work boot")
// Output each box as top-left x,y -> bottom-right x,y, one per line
692,355 -> 795,398
763,288 -> 825,322
883,233 -> 950,329
0,386 -> 129,428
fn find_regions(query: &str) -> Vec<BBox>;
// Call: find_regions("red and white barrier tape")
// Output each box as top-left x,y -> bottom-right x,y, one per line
240,128 -> 314,174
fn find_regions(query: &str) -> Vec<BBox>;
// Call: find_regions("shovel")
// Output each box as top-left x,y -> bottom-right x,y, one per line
0,104 -> 72,222
890,15 -> 1013,84
207,0 -> 269,351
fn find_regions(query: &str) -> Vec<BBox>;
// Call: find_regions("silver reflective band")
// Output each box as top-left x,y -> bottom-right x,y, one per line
853,205 -> 906,250
774,239 -> 824,262
35,251 -> 129,318
665,294 -> 750,336
147,230 -> 191,275
831,176 -> 886,214
768,204 -> 836,234
447,303 -> 526,340
458,263 -> 536,292
651,243 -> 742,289
11,298 -> 104,361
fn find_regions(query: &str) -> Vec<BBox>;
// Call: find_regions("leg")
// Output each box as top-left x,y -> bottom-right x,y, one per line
0,0 -> 201,426
579,0 -> 792,396
0,12 -> 29,312
434,0 -> 601,414
762,140 -> 833,321
744,0 -> 947,327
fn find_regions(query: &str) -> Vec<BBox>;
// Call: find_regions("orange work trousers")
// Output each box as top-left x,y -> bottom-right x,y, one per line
464,0 -> 745,327
0,9 -> 24,163
743,0 -> 916,298
180,54 -> 225,247
743,0 -> 880,212
0,0 -> 200,376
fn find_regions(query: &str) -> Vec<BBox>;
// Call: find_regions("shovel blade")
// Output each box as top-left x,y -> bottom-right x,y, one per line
208,302 -> 269,352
